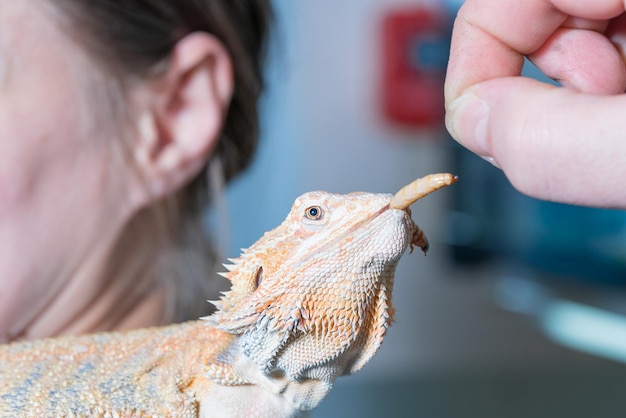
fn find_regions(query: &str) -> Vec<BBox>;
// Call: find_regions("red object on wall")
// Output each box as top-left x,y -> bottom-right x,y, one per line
381,7 -> 450,128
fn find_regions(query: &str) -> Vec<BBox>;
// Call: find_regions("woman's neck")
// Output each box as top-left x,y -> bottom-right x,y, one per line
9,210 -> 172,342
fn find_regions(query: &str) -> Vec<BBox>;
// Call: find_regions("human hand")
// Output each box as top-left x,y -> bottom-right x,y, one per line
444,0 -> 626,208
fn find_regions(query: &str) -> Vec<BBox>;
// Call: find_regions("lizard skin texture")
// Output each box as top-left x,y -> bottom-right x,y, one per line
0,173 -> 457,418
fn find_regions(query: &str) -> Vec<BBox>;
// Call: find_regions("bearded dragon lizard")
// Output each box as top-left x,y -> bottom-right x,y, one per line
0,173 -> 457,418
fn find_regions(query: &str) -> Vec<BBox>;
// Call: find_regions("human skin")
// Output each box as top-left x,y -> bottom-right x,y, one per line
444,0 -> 626,208
0,2 -> 233,342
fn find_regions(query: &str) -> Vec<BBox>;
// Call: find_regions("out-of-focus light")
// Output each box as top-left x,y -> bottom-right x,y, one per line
541,300 -> 626,364
494,275 -> 550,315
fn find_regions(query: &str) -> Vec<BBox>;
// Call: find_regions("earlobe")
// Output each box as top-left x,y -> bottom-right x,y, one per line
133,32 -> 234,202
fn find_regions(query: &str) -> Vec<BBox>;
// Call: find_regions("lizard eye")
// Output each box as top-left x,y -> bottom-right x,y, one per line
304,205 -> 324,221
300,203 -> 328,230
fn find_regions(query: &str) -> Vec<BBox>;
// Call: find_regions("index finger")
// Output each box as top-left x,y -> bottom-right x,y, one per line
444,0 -> 625,105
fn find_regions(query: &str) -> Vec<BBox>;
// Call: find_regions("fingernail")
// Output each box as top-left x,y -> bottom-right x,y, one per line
480,155 -> 501,169
446,91 -> 490,155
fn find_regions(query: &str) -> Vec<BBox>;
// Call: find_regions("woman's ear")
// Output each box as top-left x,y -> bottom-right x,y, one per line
132,32 -> 233,202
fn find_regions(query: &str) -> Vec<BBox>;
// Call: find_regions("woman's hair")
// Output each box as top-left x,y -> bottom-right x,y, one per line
50,0 -> 272,321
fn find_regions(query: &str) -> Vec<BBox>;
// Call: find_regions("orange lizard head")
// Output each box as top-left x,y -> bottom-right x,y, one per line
205,174 -> 456,384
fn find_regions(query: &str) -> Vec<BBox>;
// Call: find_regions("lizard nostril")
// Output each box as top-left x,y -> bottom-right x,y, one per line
255,266 -> 264,289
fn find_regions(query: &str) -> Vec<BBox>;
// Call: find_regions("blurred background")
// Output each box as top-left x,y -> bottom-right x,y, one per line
212,0 -> 626,416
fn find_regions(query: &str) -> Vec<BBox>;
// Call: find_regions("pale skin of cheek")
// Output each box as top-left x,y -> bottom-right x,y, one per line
0,2 -> 140,341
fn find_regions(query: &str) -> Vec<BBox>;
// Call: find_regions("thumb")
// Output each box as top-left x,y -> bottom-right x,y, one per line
445,77 -> 626,208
